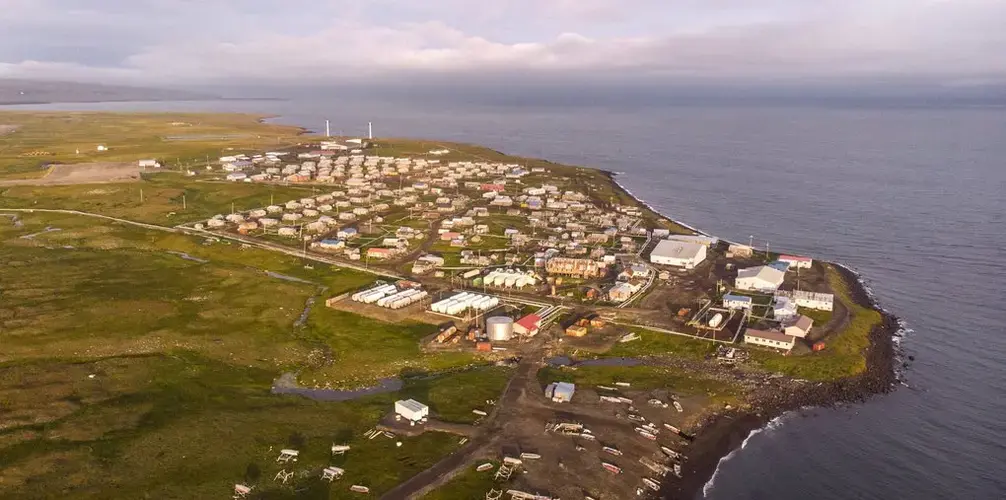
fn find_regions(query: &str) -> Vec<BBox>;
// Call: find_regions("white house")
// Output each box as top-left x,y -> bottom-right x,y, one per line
650,240 -> 708,269
744,329 -> 796,351
778,255 -> 813,269
722,293 -> 753,310
773,295 -> 798,320
735,265 -> 786,292
784,315 -> 814,338
777,290 -> 834,311
395,399 -> 429,422
226,172 -> 248,182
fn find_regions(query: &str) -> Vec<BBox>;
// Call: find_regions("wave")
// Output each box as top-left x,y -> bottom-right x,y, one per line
701,412 -> 797,497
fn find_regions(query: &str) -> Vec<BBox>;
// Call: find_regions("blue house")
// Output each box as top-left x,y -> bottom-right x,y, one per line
722,293 -> 753,310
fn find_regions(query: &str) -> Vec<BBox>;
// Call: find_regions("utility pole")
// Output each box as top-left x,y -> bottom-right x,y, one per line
183,193 -> 187,210
231,202 -> 235,215
140,189 -> 144,203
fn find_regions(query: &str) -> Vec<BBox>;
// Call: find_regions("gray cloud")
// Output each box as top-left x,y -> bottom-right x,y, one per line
1,0 -> 1004,88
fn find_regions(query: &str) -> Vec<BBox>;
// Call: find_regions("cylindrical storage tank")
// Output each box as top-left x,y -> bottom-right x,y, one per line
486,316 -> 514,342
708,313 -> 724,328
504,275 -> 518,288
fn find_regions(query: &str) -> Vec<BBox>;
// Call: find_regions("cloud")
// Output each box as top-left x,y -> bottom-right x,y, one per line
0,0 -> 1004,87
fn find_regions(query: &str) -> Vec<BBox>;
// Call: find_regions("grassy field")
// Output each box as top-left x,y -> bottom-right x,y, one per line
0,212 -> 509,498
0,112 -> 305,179
0,172 -> 323,224
593,328 -> 718,361
750,265 -> 883,380
422,461 -> 503,500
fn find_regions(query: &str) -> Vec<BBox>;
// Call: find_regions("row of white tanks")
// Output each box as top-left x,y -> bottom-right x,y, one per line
430,292 -> 500,316
483,269 -> 538,289
351,284 -> 428,310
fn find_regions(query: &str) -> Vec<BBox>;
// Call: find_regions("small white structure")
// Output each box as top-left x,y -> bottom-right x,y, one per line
665,234 -> 717,247
773,295 -> 798,320
96,144 -> 108,152
321,467 -> 345,482
276,449 -> 299,463
735,265 -> 786,292
544,382 -> 575,403
650,240 -> 707,269
395,399 -> 429,422
138,159 -> 160,168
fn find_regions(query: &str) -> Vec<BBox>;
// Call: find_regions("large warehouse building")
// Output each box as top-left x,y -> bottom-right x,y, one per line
650,240 -> 708,269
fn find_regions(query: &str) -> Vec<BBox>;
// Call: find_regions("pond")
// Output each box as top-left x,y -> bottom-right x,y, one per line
271,372 -> 403,402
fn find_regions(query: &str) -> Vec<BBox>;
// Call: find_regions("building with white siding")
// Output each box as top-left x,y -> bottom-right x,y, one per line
735,265 -> 786,292
650,240 -> 707,269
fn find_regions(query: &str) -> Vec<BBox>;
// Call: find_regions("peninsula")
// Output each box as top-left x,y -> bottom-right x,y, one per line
0,111 -> 898,500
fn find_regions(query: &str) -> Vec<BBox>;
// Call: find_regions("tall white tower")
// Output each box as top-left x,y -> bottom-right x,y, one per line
325,120 -> 330,137
368,122 -> 373,140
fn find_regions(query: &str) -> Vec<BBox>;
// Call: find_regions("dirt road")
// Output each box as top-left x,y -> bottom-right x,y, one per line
0,162 -> 140,186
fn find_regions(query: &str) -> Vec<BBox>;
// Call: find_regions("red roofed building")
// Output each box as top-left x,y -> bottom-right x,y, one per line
778,254 -> 813,269
480,183 -> 506,192
514,314 -> 542,337
440,231 -> 462,241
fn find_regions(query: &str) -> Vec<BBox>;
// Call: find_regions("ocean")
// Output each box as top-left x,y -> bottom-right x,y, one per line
5,98 -> 1004,499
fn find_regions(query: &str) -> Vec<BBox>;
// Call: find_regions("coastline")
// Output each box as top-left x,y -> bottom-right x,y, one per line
602,170 -> 900,500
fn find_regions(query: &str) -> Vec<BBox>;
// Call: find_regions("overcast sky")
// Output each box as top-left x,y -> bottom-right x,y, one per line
2,0 -> 1005,89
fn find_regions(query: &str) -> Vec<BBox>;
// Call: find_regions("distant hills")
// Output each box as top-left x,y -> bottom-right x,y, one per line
0,79 -> 218,105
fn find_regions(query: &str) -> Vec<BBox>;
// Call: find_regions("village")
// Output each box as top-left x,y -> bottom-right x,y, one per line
182,138 -> 843,500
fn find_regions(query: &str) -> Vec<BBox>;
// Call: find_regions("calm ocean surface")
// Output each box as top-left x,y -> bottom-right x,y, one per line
6,98 -> 1004,499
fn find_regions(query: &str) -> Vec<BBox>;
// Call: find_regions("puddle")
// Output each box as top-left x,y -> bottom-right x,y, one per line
166,251 -> 209,263
272,372 -> 403,401
546,356 -> 643,368
265,271 -> 316,285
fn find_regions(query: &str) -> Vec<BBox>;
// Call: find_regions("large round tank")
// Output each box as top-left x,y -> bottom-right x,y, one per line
486,316 -> 514,342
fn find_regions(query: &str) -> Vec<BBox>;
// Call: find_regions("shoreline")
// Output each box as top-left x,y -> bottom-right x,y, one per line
600,171 -> 899,500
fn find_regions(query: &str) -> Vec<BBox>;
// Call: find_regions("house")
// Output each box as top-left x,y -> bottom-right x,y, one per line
367,248 -> 393,259
650,240 -> 707,269
778,255 -> 813,269
726,244 -> 754,258
735,265 -> 786,292
544,382 -> 575,403
440,231 -> 462,241
773,296 -> 798,320
226,172 -> 248,181
514,314 -> 542,337
777,290 -> 834,311
744,329 -> 796,351
546,257 -> 604,278
337,227 -> 358,239
312,239 -> 345,251
722,293 -> 753,310
784,315 -> 814,338
394,399 -> 429,422
608,282 -> 637,303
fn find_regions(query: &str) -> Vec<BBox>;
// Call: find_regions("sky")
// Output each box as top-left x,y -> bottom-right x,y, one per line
1,0 -> 1005,91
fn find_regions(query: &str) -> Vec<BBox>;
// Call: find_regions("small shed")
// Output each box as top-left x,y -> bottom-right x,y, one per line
394,399 -> 429,422
565,325 -> 588,337
545,382 -> 575,403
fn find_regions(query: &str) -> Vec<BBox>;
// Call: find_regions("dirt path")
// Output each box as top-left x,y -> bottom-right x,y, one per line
0,124 -> 18,135
0,162 -> 140,186
380,357 -> 538,500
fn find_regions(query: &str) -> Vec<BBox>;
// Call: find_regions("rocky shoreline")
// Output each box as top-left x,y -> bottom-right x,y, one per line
597,170 -> 900,500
